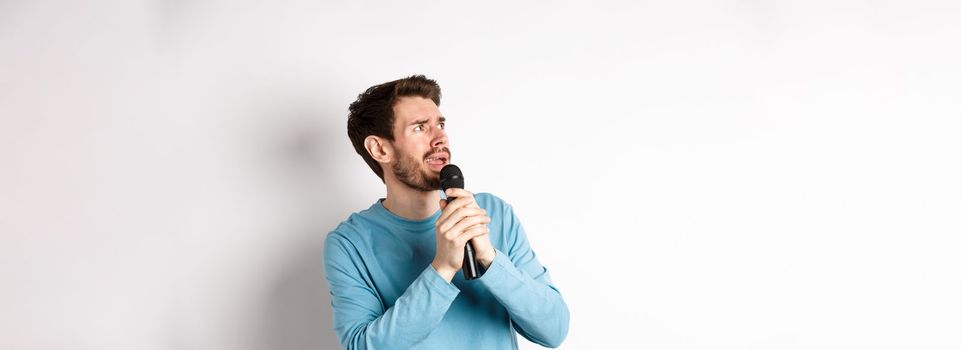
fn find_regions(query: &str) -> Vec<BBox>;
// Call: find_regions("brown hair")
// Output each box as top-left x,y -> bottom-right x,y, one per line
347,75 -> 442,182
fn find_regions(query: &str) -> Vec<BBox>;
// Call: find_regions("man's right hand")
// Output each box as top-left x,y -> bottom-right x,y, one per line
431,191 -> 491,282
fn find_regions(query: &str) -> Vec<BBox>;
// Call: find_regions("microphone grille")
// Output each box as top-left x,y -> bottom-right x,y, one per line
440,164 -> 464,190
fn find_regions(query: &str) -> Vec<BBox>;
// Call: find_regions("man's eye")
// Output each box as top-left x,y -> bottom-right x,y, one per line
414,125 -> 424,132
438,122 -> 445,129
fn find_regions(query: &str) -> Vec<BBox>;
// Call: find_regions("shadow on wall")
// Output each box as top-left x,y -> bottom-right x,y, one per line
261,232 -> 339,350
256,104 -> 352,350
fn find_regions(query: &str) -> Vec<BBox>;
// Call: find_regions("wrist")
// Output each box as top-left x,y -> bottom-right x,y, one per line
431,260 -> 457,282
476,250 -> 496,268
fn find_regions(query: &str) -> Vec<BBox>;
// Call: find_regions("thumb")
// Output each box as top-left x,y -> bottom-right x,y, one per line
438,199 -> 448,211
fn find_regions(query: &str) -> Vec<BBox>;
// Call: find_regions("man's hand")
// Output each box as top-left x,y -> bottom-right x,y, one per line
431,188 -> 496,282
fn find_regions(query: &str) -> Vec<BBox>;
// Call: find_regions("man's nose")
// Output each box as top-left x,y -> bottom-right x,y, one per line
431,129 -> 448,148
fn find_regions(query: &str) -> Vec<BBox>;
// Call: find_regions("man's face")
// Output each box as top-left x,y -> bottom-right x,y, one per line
388,96 -> 451,192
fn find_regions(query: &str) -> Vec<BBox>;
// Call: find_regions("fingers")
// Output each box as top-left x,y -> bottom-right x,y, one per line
437,194 -> 476,227
444,188 -> 473,199
453,224 -> 490,246
437,194 -> 479,223
437,207 -> 487,232
435,188 -> 489,251
438,213 -> 487,242
439,188 -> 478,210
447,215 -> 490,238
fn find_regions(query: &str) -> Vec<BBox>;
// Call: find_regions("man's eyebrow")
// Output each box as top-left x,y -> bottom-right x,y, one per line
408,116 -> 445,126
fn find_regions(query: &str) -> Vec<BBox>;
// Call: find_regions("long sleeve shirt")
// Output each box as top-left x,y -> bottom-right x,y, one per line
323,193 -> 570,349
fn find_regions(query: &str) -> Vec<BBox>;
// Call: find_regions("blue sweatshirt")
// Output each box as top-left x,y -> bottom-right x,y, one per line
323,193 -> 570,349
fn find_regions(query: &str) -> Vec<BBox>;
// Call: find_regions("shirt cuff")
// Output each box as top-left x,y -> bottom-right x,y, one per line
424,264 -> 462,294
476,249 -> 522,286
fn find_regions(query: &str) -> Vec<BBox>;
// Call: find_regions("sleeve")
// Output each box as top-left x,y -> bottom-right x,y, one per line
324,232 -> 461,350
476,203 -> 571,348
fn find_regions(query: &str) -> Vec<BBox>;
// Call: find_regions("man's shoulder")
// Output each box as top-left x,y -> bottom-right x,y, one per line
474,192 -> 512,211
325,204 -> 379,245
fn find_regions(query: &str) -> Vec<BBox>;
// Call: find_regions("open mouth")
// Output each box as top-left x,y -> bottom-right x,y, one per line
425,154 -> 448,165
425,152 -> 449,169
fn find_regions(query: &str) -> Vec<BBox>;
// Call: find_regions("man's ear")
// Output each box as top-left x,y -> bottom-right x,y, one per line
364,136 -> 392,164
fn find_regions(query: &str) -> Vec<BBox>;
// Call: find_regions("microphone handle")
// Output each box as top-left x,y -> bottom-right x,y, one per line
463,241 -> 481,280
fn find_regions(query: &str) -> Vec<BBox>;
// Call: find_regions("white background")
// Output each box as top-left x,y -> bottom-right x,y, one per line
2,1 -> 960,349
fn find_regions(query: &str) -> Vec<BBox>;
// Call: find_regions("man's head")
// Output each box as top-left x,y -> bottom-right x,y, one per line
347,75 -> 451,191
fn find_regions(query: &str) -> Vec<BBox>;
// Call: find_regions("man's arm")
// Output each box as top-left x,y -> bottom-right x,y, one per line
477,202 -> 571,348
323,232 -> 460,350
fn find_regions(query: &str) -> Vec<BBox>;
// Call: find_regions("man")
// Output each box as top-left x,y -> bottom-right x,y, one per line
324,75 -> 569,349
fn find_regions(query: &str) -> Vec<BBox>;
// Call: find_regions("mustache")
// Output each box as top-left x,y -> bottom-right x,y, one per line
424,147 -> 451,160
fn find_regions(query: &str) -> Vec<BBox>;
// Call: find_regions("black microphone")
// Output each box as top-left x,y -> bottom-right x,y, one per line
440,164 -> 482,280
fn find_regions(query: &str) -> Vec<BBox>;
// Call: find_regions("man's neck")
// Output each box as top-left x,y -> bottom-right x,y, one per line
382,177 -> 441,220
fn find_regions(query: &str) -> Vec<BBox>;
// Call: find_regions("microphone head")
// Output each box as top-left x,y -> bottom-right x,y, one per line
440,164 -> 464,191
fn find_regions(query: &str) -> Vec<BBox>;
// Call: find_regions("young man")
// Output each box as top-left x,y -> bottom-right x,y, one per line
324,75 -> 569,349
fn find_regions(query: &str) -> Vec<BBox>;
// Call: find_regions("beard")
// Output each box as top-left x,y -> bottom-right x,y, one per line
391,147 -> 450,192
